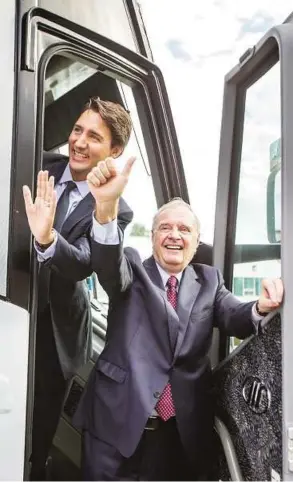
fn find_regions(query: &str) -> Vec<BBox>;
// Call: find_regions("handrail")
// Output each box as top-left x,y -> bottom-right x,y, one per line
214,416 -> 243,481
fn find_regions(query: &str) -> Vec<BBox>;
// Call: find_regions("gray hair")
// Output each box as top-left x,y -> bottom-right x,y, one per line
152,198 -> 201,233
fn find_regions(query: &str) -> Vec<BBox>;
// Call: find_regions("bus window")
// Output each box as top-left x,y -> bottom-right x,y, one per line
230,62 -> 281,353
44,53 -> 158,352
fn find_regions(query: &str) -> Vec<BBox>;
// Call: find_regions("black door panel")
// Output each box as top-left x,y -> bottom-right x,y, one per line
212,315 -> 281,480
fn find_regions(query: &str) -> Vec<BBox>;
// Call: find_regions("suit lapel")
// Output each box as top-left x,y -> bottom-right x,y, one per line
174,265 -> 200,359
143,256 -> 165,293
46,157 -> 95,237
47,158 -> 67,183
61,192 -> 95,237
143,256 -> 179,352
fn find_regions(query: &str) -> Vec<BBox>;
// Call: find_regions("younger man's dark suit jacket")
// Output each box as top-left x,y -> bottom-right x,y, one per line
38,153 -> 133,379
74,236 -> 258,465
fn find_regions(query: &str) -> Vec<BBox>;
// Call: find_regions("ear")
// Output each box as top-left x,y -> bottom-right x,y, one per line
111,145 -> 123,158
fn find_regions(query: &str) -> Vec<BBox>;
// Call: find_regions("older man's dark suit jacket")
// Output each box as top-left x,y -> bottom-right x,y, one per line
39,153 -> 133,378
74,239 -> 257,465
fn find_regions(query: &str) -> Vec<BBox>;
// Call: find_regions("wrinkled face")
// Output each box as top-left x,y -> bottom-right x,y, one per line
68,109 -> 122,181
152,206 -> 199,274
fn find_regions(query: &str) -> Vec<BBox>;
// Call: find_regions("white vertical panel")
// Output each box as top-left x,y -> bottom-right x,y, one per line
0,302 -> 29,481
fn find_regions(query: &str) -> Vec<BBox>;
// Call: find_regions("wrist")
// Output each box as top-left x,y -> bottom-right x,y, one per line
255,301 -> 268,316
94,200 -> 118,224
35,230 -> 55,247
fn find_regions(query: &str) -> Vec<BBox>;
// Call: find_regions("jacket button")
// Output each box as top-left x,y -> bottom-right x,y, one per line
154,391 -> 160,399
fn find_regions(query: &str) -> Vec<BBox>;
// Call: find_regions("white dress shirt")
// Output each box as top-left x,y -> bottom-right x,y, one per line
35,164 -> 89,261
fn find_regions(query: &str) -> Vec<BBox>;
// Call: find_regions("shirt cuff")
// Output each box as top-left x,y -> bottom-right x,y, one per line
251,302 -> 265,321
91,215 -> 119,245
34,231 -> 58,261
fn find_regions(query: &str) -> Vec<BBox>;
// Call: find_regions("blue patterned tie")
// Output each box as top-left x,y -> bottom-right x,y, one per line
54,181 -> 76,232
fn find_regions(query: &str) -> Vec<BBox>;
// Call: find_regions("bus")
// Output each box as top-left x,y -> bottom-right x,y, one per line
0,0 -> 290,480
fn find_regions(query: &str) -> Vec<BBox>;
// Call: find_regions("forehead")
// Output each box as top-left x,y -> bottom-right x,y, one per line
156,206 -> 197,229
75,109 -> 110,134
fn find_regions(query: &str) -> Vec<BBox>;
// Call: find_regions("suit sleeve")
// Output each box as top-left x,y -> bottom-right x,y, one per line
42,233 -> 92,281
90,232 -> 133,300
39,195 -> 133,282
117,197 -> 133,233
214,269 -> 259,338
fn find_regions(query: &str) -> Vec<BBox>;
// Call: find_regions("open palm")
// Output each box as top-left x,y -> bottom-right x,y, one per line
23,170 -> 57,244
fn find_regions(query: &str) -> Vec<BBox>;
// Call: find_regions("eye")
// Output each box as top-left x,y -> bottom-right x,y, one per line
179,226 -> 190,233
73,125 -> 82,134
89,133 -> 100,141
159,224 -> 171,232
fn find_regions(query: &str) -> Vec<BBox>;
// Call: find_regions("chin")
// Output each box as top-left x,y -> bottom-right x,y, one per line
164,261 -> 182,273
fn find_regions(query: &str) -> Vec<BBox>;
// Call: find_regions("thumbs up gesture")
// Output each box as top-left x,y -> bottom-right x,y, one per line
87,156 -> 135,223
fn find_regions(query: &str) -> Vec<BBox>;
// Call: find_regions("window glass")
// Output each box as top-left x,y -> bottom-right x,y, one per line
45,56 -> 96,102
230,62 -> 281,353
38,0 -> 137,54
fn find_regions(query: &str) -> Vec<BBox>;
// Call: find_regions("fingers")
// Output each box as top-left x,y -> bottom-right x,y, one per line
87,156 -> 135,189
275,278 -> 284,303
22,185 -> 33,212
122,156 -> 136,177
45,176 -> 55,205
36,170 -> 50,205
49,189 -> 57,218
262,278 -> 284,305
98,160 -> 112,179
87,171 -> 101,188
104,157 -> 117,176
88,158 -> 117,187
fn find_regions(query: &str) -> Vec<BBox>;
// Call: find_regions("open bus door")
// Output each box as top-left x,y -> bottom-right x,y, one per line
211,12 -> 293,481
0,1 -> 191,480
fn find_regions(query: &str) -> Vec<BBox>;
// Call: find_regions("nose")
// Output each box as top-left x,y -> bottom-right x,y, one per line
167,227 -> 181,239
74,133 -> 87,149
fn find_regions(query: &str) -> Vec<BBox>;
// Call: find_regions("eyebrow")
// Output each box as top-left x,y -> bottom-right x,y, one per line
74,124 -> 104,140
88,129 -> 104,140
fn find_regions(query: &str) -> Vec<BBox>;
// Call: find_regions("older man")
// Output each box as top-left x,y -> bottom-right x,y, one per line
74,157 -> 283,481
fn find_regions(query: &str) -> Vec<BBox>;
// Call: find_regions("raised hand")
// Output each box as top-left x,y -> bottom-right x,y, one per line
257,278 -> 284,314
23,170 -> 57,245
87,156 -> 135,203
87,156 -> 135,224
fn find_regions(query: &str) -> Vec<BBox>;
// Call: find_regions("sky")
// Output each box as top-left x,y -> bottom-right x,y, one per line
124,0 -> 292,245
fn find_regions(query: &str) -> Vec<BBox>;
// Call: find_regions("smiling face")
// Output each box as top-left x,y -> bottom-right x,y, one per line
68,109 -> 122,181
152,205 -> 199,274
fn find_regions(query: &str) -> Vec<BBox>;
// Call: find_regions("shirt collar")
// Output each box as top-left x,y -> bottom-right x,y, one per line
155,261 -> 183,288
58,163 -> 89,199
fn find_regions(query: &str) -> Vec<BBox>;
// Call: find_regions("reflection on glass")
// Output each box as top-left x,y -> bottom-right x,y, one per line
235,63 -> 281,245
274,170 -> 281,242
45,56 -> 96,104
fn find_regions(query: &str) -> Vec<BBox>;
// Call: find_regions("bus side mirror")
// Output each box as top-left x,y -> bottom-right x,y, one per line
266,165 -> 281,243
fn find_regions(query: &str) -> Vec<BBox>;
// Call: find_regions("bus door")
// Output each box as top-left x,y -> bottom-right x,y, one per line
211,13 -> 293,481
10,3 -> 189,480
0,2 -> 32,481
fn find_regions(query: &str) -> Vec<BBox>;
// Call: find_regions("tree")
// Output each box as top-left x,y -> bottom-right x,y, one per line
130,223 -> 148,237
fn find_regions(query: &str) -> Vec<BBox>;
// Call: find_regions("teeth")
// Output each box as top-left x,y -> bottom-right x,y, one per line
74,150 -> 87,158
165,245 -> 181,250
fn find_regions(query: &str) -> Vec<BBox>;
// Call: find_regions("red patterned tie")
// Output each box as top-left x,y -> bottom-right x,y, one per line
155,275 -> 177,421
